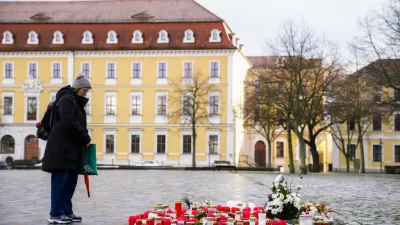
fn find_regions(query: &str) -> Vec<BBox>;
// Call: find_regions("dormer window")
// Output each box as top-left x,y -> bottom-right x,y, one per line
157,30 -> 169,43
183,29 -> 195,43
132,30 -> 143,44
52,31 -> 64,44
209,29 -> 221,43
27,31 -> 39,44
107,30 -> 118,44
82,31 -> 93,44
2,31 -> 14,44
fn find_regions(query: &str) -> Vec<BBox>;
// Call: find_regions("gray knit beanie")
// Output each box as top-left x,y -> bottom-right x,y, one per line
72,73 -> 91,89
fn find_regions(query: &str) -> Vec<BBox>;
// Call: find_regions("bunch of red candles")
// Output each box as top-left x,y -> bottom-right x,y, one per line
128,200 -> 288,225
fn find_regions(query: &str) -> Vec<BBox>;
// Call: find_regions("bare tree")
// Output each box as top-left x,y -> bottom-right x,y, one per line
266,19 -> 340,174
169,71 -> 216,167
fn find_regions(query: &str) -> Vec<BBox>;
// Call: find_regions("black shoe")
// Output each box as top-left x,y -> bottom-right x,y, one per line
66,213 -> 82,222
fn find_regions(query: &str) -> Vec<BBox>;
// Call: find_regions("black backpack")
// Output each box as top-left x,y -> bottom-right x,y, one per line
36,99 -> 59,141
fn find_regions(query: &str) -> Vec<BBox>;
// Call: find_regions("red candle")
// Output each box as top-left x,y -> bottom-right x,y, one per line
163,218 -> 171,225
279,220 -> 286,225
129,216 -> 137,225
175,200 -> 182,217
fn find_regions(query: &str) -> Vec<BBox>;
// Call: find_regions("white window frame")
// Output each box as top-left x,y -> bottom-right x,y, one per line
129,129 -> 143,154
24,93 -> 40,123
2,91 -> 15,123
49,91 -> 57,104
50,62 -> 63,85
394,145 -> 400,163
2,62 -> 14,84
180,129 -> 193,154
106,30 -> 118,44
394,113 -> 400,131
209,61 -> 220,84
131,62 -> 142,85
183,61 -> 193,78
157,62 -> 168,85
157,30 -> 169,43
372,144 -> 383,162
52,31 -> 64,44
85,91 -> 92,123
132,30 -> 144,44
208,91 -> 221,124
81,62 -> 91,78
275,141 -> 285,158
155,91 -> 168,124
106,62 -> 117,85
27,31 -> 39,44
103,129 -> 117,154
82,30 -> 93,44
104,91 -> 117,123
347,143 -> 357,161
2,31 -> 14,44
181,91 -> 193,124
183,29 -> 195,43
209,29 -> 221,43
130,91 -> 143,124
207,129 -> 221,155
154,128 -> 168,154
28,62 -> 38,78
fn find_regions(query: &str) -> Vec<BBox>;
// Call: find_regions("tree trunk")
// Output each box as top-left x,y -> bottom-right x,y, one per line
287,122 -> 295,173
192,122 -> 196,168
346,155 -> 350,173
298,132 -> 307,174
309,143 -> 320,172
356,121 -> 365,173
267,141 -> 272,168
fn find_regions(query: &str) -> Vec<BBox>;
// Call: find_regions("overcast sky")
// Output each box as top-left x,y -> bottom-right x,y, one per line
196,0 -> 387,58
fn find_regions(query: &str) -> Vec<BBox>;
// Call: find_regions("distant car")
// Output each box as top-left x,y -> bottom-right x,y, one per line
0,161 -> 9,169
136,160 -> 160,167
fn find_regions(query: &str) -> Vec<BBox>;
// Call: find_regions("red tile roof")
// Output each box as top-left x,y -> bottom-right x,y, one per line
0,0 -> 223,24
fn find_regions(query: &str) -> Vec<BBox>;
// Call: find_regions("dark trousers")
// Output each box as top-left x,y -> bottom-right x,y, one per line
50,170 -> 78,217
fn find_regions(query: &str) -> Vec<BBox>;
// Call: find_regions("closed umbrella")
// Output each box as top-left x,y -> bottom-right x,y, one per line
84,175 -> 90,197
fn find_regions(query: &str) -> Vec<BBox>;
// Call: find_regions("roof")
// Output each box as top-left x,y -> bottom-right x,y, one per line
247,56 -> 323,69
0,0 -> 223,24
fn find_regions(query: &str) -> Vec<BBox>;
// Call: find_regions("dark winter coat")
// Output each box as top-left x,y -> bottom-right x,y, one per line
42,85 -> 91,172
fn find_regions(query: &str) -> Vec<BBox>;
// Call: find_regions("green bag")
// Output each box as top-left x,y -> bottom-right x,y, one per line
79,144 -> 98,176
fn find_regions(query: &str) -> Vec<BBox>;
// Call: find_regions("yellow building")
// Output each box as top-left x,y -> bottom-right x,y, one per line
0,0 -> 251,166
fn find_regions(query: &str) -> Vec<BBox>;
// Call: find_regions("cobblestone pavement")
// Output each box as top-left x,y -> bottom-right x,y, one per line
0,170 -> 399,225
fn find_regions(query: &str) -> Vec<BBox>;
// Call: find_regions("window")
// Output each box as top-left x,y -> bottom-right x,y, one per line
395,114 -> 400,131
0,135 -> 15,154
347,144 -> 356,161
132,30 -> 143,44
183,135 -> 192,153
209,29 -> 221,42
276,142 -> 284,157
209,135 -> 218,154
105,134 -> 114,153
157,96 -> 167,115
82,63 -> 91,78
157,30 -> 169,43
395,145 -> 400,162
131,135 -> 140,153
52,31 -> 64,44
372,86 -> 382,102
184,62 -> 193,78
131,96 -> 141,115
3,96 -> 12,115
106,96 -> 116,115
373,145 -> 382,162
183,96 -> 192,115
132,62 -> 141,78
157,135 -> 166,153
27,97 -> 37,120
107,63 -> 116,78
29,63 -> 37,78
253,80 -> 260,92
347,119 -> 356,131
210,61 -> 219,77
2,31 -> 14,44
183,29 -> 195,43
82,31 -> 93,44
107,30 -> 118,44
209,96 -> 219,115
27,31 -> 39,44
394,89 -> 400,102
372,114 -> 382,131
158,62 -> 167,78
52,63 -> 61,78
4,63 -> 13,78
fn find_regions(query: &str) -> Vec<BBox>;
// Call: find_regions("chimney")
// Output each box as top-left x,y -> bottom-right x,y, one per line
236,38 -> 240,47
229,33 -> 236,46
239,44 -> 244,53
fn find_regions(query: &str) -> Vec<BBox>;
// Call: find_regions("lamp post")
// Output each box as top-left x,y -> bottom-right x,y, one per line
379,138 -> 383,174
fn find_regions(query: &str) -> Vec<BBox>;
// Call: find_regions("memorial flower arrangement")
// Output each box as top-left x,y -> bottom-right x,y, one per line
265,174 -> 301,220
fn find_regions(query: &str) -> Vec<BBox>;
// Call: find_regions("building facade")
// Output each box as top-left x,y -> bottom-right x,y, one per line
0,0 -> 251,166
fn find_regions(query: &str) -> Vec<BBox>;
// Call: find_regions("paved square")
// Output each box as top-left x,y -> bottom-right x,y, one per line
0,170 -> 399,225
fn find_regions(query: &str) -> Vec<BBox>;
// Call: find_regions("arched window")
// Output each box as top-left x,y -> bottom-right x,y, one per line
52,31 -> 64,44
183,29 -> 195,43
2,31 -> 14,44
27,31 -> 39,44
106,30 -> 118,44
132,30 -> 143,44
1,135 -> 15,154
25,135 -> 38,143
157,30 -> 169,43
82,31 -> 93,44
209,29 -> 221,43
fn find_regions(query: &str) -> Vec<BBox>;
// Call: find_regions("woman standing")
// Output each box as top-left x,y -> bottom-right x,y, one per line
42,73 -> 92,224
